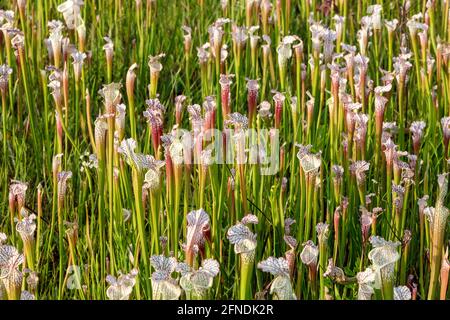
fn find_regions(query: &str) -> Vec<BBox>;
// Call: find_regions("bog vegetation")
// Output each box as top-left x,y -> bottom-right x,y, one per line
0,0 -> 449,300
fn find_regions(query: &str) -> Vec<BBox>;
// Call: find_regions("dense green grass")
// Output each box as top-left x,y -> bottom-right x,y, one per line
0,0 -> 449,300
